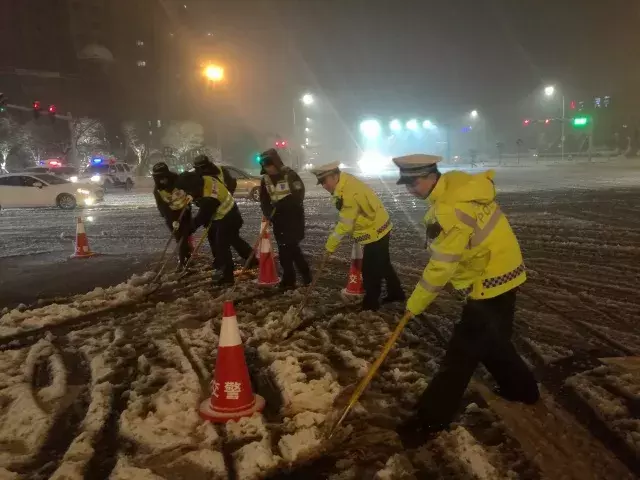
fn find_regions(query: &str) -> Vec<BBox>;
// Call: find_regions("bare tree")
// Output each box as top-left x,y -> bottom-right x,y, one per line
0,116 -> 24,172
162,121 -> 205,162
73,117 -> 107,164
122,121 -> 151,172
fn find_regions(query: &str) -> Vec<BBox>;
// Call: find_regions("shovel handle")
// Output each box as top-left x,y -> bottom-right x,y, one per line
181,215 -> 214,272
328,311 -> 413,439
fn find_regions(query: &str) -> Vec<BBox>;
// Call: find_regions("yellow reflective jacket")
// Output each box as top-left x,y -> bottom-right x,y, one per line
157,188 -> 190,211
325,172 -> 392,252
407,170 -> 526,315
203,175 -> 235,220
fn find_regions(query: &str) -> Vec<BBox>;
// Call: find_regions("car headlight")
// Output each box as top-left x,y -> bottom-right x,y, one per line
77,188 -> 90,195
84,197 -> 95,206
90,175 -> 101,182
69,176 -> 78,183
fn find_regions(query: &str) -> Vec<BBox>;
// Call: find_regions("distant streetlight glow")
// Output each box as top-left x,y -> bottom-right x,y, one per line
470,110 -> 478,119
390,119 -> 402,132
359,119 -> 382,139
305,127 -> 310,132
544,85 -> 555,97
406,119 -> 419,131
203,64 -> 224,82
422,120 -> 435,129
306,117 -> 311,122
301,93 -> 314,105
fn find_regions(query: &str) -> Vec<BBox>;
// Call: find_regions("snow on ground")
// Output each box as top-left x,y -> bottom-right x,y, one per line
1,162 -> 640,478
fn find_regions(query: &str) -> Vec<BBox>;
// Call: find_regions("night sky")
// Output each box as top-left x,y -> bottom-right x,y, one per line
180,0 -> 639,153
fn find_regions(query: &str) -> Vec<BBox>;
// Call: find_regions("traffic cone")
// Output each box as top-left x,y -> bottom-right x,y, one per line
199,301 -> 265,423
255,216 -> 269,260
255,223 -> 279,286
70,217 -> 97,259
342,242 -> 364,297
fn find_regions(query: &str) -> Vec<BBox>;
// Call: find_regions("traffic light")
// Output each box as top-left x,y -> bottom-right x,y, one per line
570,100 -> 576,110
275,140 -> 287,148
254,153 -> 261,163
544,119 -> 551,125
572,116 -> 589,128
523,119 -> 531,126
48,104 -> 57,122
0,93 -> 6,113
33,100 -> 42,119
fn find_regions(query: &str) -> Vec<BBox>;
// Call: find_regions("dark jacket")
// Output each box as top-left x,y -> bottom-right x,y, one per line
259,167 -> 305,244
153,172 -> 186,227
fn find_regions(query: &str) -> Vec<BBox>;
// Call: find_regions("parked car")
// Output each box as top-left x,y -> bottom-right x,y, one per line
0,173 -> 104,210
223,166 -> 261,202
79,160 -> 135,191
23,166 -> 79,182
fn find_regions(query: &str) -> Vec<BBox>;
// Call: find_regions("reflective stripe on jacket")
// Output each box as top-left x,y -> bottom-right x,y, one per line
407,170 -> 526,315
325,172 -> 392,252
203,175 -> 235,220
263,169 -> 293,203
157,188 -> 190,211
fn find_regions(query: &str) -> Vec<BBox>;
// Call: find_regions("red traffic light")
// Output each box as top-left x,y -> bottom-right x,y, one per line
280,140 -> 287,147
33,100 -> 41,110
275,140 -> 287,148
544,119 -> 551,125
48,104 -> 57,114
570,100 -> 576,110
523,119 -> 531,126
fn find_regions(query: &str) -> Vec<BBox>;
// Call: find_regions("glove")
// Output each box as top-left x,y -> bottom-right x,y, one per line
172,221 -> 180,231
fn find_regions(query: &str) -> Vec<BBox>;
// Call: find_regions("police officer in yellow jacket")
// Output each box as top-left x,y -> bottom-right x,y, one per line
393,154 -> 539,441
178,167 -> 253,286
192,155 -> 257,269
312,162 -> 404,311
152,162 -> 192,269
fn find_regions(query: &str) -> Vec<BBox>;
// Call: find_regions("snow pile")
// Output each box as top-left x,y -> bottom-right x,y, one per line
270,355 -> 341,414
252,306 -> 303,342
111,456 -> 166,479
436,426 -> 499,479
374,454 -> 416,480
225,413 -> 268,441
0,340 -> 60,467
49,349 -> 113,480
120,340 -> 213,452
233,439 -> 282,480
0,271 -> 156,337
278,426 -> 323,463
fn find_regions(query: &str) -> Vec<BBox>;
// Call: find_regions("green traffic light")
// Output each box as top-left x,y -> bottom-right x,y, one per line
254,154 -> 261,163
572,117 -> 588,127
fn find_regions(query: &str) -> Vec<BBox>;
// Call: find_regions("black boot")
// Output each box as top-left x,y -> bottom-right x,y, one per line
212,270 -> 234,286
396,417 -> 444,449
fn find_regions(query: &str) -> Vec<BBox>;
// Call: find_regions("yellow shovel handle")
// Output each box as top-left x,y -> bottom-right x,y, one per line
328,311 -> 413,438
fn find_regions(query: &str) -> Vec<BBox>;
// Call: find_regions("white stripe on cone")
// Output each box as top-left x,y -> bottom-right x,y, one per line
219,314 -> 242,347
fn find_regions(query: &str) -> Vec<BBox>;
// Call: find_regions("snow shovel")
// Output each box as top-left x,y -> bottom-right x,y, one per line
282,251 -> 330,339
150,206 -> 189,285
326,311 -> 414,439
178,216 -> 215,276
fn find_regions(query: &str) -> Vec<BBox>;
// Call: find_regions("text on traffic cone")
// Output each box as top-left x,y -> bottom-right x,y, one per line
199,300 -> 265,422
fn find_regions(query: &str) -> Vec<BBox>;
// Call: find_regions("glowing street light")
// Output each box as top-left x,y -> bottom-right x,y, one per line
359,119 -> 382,139
406,119 -> 419,131
203,64 -> 224,82
305,127 -> 310,132
306,117 -> 311,122
301,93 -> 314,106
470,110 -> 478,119
390,119 -> 402,132
422,120 -> 434,129
544,85 -> 555,97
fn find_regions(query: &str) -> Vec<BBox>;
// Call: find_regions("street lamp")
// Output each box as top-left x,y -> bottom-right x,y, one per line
422,120 -> 435,129
470,110 -> 478,119
543,85 -> 565,162
359,119 -> 382,139
202,64 -> 224,83
301,93 -> 314,106
390,119 -> 402,132
406,119 -> 419,131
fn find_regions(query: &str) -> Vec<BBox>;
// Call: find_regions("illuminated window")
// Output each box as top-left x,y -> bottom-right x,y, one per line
136,40 -> 144,46
137,60 -> 146,67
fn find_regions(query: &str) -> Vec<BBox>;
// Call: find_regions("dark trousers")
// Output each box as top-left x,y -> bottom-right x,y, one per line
278,242 -> 311,287
362,233 -> 404,310
167,209 -> 192,265
415,290 -> 539,428
210,216 -> 253,280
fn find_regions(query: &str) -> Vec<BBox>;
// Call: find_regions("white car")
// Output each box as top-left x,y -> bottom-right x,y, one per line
81,161 -> 135,191
0,173 -> 104,210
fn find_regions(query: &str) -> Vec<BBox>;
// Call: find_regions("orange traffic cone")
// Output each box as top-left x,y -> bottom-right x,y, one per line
255,223 -> 279,287
70,217 -> 98,259
342,242 -> 364,297
199,300 -> 265,423
256,217 -> 269,260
